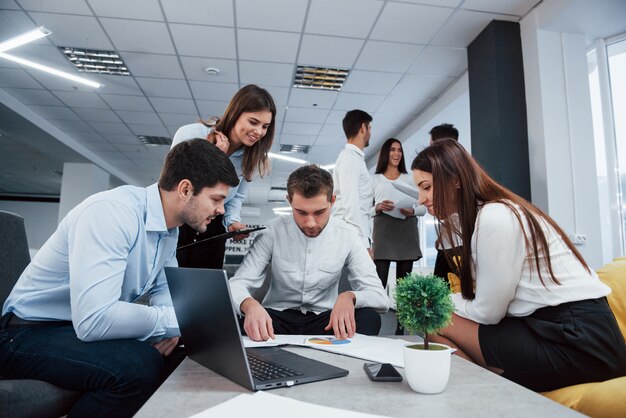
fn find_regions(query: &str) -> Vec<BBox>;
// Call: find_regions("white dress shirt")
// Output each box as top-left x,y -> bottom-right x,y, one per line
229,215 -> 388,315
452,202 -> 610,324
332,143 -> 373,248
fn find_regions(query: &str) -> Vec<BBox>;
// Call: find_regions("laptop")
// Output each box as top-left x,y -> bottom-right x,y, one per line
165,267 -> 349,391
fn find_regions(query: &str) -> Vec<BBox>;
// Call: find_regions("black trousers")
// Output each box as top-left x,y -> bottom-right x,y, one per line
240,308 -> 382,336
175,214 -> 227,269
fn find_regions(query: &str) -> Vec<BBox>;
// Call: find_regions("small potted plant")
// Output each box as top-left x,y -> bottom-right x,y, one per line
395,272 -> 455,394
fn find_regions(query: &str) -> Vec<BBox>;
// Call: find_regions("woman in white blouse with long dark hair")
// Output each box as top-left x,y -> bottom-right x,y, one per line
371,138 -> 426,334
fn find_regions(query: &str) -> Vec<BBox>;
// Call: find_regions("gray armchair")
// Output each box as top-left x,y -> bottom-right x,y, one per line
0,210 -> 80,418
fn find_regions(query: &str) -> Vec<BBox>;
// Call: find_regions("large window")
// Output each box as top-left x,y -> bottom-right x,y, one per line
588,35 -> 626,258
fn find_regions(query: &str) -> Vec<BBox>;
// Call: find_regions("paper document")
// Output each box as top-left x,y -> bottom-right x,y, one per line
375,180 -> 418,219
391,180 -> 419,200
188,391 -> 389,418
243,334 -> 414,368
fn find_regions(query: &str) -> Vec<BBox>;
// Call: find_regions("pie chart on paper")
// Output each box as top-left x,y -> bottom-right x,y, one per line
307,337 -> 351,345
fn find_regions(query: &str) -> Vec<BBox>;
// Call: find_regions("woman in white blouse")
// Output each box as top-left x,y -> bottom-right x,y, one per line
411,139 -> 626,392
172,85 -> 276,269
372,138 -> 426,334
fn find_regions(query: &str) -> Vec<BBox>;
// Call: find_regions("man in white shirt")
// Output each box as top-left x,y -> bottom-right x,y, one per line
229,165 -> 388,342
332,109 -> 374,254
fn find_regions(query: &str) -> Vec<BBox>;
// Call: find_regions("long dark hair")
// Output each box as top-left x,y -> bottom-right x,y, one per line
375,138 -> 407,174
411,139 -> 590,300
201,84 -> 276,181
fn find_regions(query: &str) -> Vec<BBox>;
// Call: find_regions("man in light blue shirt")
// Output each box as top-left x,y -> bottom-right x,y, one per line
0,139 -> 239,418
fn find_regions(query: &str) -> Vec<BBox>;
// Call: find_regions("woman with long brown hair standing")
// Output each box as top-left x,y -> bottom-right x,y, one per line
172,84 -> 276,269
411,139 -> 626,392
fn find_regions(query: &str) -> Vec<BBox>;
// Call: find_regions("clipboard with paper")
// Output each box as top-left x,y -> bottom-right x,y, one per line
378,180 -> 419,219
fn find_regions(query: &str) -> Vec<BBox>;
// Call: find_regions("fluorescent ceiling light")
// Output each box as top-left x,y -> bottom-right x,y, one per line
320,164 -> 335,170
0,26 -> 50,53
0,52 -> 101,88
268,152 -> 307,164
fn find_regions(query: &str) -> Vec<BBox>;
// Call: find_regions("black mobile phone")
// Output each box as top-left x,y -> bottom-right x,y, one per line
363,362 -> 403,382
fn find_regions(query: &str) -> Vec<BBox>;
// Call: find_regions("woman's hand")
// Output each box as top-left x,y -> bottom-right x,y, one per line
375,200 -> 395,214
208,130 -> 230,153
399,207 -> 415,217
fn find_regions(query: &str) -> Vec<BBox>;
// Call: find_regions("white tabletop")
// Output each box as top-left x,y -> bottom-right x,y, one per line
136,338 -> 581,418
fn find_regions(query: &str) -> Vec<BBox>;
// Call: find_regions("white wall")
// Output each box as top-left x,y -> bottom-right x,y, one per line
0,200 -> 59,251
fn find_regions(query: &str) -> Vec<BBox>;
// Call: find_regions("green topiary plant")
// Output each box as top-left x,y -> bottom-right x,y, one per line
395,272 -> 454,350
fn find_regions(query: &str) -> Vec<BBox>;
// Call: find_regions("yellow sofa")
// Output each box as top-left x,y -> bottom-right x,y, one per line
542,257 -> 626,418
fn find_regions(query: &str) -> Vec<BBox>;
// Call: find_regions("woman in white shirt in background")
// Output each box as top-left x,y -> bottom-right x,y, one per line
372,138 -> 426,334
411,139 -> 626,392
171,84 -> 276,269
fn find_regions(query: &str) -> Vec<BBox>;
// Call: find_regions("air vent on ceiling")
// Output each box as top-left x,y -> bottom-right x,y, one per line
279,144 -> 310,154
138,135 -> 172,146
270,186 -> 287,191
59,47 -> 130,76
293,66 -> 349,91
268,199 -> 287,203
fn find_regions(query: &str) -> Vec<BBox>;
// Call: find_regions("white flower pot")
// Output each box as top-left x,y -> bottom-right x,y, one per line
403,343 -> 453,394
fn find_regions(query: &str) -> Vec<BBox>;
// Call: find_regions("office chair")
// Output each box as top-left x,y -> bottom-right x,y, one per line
0,210 -> 80,418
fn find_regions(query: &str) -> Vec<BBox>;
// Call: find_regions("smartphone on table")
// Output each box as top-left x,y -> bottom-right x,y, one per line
363,362 -> 403,382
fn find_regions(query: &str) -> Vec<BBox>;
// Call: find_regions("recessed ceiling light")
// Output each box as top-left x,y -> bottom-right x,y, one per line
60,47 -> 130,76
0,26 -> 50,53
204,67 -> 220,76
293,65 -> 349,91
280,144 -> 310,154
268,152 -> 307,164
137,135 -> 172,146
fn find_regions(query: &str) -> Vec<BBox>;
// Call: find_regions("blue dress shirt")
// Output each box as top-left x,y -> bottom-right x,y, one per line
2,183 -> 180,342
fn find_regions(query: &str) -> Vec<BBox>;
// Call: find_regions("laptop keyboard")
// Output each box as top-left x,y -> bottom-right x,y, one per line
247,353 -> 304,381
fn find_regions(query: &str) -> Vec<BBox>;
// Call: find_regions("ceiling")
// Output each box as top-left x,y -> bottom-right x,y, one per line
0,0 -> 543,204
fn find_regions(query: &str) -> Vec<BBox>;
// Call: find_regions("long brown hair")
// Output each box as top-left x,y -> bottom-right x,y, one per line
201,84 -> 276,181
411,139 -> 590,300
375,138 -> 407,174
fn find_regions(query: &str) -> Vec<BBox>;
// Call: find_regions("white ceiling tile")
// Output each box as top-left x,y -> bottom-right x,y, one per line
161,0 -> 233,25
170,24 -> 236,58
282,122 -> 321,136
116,110 -> 161,124
305,0 -> 383,38
54,91 -> 108,108
30,105 -> 80,120
0,10 -> 40,40
461,0 -> 535,16
378,94 -> 431,113
127,123 -> 168,136
106,133 -> 141,144
390,74 -> 454,97
0,1 -> 20,10
342,71 -> 403,95
122,52 -> 184,79
29,12 -> 113,49
298,35 -> 364,68
371,3 -> 453,44
101,18 -> 175,54
236,0 -> 306,32
408,46 -> 467,77
372,111 -> 411,128
180,57 -> 238,82
9,44 -> 75,71
88,121 -> 133,134
17,0 -> 91,14
72,107 -> 121,122
263,86 -> 290,111
313,134 -> 344,146
95,75 -> 144,96
196,100 -> 228,118
85,141 -> 119,152
284,107 -> 329,124
398,0 -> 461,6
74,132 -> 106,142
53,119 -> 94,133
288,88 -> 338,109
318,124 -> 345,137
136,77 -> 192,98
431,9 -> 518,47
4,88 -> 63,105
239,61 -> 294,87
237,29 -> 300,63
149,97 -> 197,114
88,0 -> 164,20
355,41 -> 424,73
188,80 -> 239,101
25,69 -> 102,92
0,68 -> 41,88
325,110 -> 347,126
100,94 -> 153,111
333,92 -> 385,112
158,112 -> 198,127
